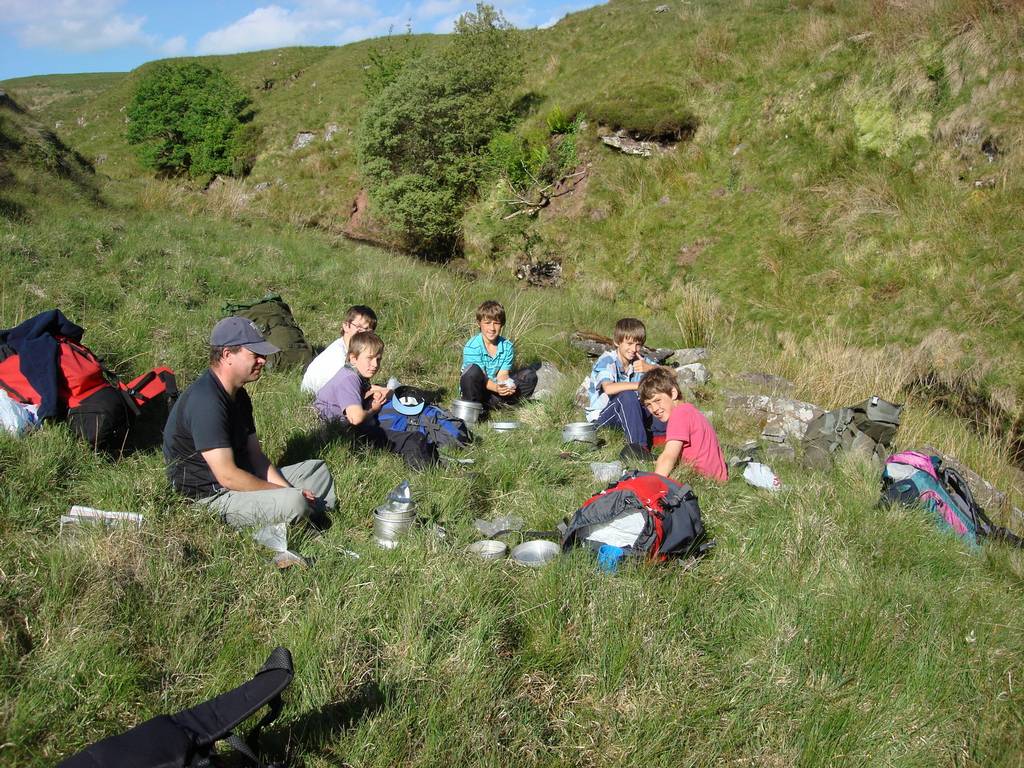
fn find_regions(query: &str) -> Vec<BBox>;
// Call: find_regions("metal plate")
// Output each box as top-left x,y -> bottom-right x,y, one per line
468,540 -> 508,559
510,539 -> 560,567
491,421 -> 520,431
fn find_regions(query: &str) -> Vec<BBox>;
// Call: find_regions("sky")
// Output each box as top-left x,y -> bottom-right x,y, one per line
0,0 -> 600,81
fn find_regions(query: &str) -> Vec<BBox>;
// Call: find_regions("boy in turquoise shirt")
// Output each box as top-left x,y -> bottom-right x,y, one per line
460,300 -> 536,413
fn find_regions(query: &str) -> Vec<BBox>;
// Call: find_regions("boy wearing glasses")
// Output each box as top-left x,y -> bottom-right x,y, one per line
301,305 -> 378,395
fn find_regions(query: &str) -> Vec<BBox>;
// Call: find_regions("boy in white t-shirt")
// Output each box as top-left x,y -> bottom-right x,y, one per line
301,305 -> 377,394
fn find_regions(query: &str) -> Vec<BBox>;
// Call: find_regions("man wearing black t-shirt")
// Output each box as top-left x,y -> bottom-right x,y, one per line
163,316 -> 336,568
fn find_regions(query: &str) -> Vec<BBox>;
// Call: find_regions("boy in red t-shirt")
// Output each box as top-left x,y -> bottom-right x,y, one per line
637,366 -> 728,483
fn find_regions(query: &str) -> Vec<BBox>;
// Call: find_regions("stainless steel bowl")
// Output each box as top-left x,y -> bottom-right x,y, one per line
510,539 -> 561,567
491,421 -> 519,431
467,539 -> 508,560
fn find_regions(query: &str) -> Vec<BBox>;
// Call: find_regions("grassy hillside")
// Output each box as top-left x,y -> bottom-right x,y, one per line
2,140 -> 1023,766
3,0 -> 1020,409
2,1 -> 1024,765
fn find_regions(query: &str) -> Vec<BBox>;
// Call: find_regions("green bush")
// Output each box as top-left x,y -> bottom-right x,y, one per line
580,85 -> 697,140
358,3 -> 522,256
126,62 -> 256,181
363,27 -> 422,100
545,105 -> 573,135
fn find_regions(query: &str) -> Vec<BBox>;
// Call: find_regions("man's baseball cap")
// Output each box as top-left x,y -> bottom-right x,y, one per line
210,316 -> 280,356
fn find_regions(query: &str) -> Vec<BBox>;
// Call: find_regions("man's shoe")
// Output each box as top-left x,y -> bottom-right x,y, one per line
619,443 -> 653,461
273,550 -> 309,570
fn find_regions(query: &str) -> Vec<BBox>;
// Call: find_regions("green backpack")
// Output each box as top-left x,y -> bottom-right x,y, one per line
222,292 -> 314,370
801,396 -> 902,469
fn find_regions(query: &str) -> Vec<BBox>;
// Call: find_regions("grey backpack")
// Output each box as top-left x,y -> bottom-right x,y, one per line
801,396 -> 902,469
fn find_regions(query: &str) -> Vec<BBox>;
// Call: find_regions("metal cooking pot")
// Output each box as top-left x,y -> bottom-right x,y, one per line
562,421 -> 598,443
451,399 -> 484,424
373,504 -> 415,548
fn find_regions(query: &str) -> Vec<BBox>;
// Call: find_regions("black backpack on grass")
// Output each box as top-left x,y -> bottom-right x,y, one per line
801,395 -> 902,469
58,647 -> 294,768
562,471 -> 707,561
223,293 -> 314,370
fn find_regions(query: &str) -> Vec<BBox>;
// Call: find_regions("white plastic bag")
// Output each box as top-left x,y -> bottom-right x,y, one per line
0,391 -> 36,436
742,461 -> 782,492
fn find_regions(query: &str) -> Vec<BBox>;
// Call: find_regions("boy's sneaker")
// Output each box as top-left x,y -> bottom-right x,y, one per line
273,550 -> 309,570
619,443 -> 652,461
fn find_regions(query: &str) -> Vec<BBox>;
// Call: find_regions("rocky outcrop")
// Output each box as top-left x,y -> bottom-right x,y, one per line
600,131 -> 665,157
725,392 -> 824,441
531,362 -> 566,400
292,131 -> 316,150
674,348 -> 708,365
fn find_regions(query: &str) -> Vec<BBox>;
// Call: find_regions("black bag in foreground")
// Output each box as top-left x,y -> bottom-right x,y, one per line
58,647 -> 294,768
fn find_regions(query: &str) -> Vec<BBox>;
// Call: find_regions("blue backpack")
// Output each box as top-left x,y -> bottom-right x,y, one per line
378,400 -> 471,449
880,451 -> 1022,548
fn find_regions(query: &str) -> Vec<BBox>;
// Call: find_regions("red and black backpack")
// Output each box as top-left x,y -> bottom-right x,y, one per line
0,334 -> 177,453
561,471 -> 708,561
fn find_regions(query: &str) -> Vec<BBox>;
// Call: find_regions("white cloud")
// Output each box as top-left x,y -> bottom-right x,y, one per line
1,0 -> 186,54
196,0 -> 382,55
160,35 -> 187,56
336,15 -> 409,44
415,0 -> 465,20
431,14 -> 459,33
21,14 -> 147,52
196,6 -> 307,55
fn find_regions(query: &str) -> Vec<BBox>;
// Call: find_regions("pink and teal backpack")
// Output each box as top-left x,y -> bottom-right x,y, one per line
880,451 -> 1022,548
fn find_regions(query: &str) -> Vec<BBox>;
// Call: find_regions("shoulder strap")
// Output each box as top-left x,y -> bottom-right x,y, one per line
940,466 -> 1024,549
174,647 -> 293,765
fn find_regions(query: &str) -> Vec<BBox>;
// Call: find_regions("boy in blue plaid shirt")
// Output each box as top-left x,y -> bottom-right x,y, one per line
460,300 -> 537,414
584,317 -> 666,459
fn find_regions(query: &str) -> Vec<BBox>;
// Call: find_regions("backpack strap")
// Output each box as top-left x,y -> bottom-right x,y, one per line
940,465 -> 1024,549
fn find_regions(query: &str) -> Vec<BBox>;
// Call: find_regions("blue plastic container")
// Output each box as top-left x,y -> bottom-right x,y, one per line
597,544 -> 626,574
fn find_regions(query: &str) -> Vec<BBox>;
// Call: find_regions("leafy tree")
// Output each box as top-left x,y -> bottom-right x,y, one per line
126,62 -> 256,180
358,4 -> 522,257
363,26 -> 421,100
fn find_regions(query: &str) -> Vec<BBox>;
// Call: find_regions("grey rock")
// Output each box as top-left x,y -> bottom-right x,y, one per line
76,116 -> 87,127
532,361 -> 565,400
674,347 -> 708,365
676,362 -> 709,386
324,123 -> 340,142
253,181 -> 272,192
95,154 -> 107,164
601,131 -> 661,157
292,131 -> 316,150
655,4 -> 670,11
574,377 -> 590,409
724,392 -> 824,440
762,442 -> 796,462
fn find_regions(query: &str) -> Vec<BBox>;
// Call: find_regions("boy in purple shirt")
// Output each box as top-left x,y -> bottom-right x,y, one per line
315,331 -> 436,468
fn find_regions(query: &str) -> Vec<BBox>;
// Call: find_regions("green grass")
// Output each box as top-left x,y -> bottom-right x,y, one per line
2,1 -> 1024,764
2,146 -> 1024,765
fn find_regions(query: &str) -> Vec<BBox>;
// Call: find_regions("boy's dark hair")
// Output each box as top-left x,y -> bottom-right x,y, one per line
613,318 -> 646,345
347,331 -> 384,360
638,366 -> 680,403
344,305 -> 378,330
209,345 -> 243,366
475,300 -> 506,325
